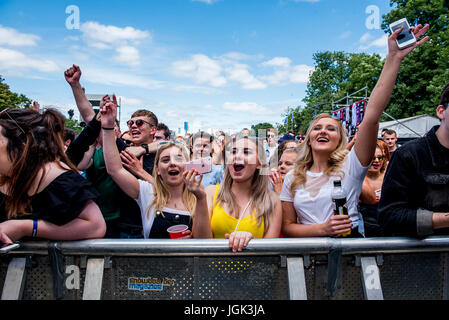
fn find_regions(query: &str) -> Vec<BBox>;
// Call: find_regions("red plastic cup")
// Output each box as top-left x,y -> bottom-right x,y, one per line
167,225 -> 188,239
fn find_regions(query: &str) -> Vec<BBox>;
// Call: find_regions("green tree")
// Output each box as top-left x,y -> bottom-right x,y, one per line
0,76 -> 32,110
251,122 -> 274,137
281,52 -> 384,133
381,0 -> 449,117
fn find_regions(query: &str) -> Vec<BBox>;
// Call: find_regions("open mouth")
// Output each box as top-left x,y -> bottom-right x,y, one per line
371,164 -> 380,170
233,164 -> 245,172
317,137 -> 329,143
131,130 -> 141,138
168,169 -> 180,176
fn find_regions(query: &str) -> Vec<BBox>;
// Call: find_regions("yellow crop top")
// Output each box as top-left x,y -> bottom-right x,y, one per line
210,185 -> 265,239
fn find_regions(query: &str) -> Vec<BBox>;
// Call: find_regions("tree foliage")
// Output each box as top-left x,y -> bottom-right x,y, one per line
381,0 -> 449,118
0,76 -> 32,110
277,52 -> 384,133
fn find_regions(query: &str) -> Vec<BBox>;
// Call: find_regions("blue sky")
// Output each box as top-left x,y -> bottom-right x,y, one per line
0,0 -> 392,134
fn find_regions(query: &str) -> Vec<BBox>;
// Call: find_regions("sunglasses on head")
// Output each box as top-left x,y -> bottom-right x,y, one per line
127,119 -> 154,128
0,108 -> 26,135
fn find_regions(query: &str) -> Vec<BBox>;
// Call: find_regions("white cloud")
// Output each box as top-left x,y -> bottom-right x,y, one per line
82,67 -> 165,90
359,33 -> 388,50
0,25 -> 40,47
260,57 -> 313,85
261,57 -> 292,68
80,21 -> 151,47
171,54 -> 227,87
0,47 -> 59,75
222,102 -> 275,115
114,46 -> 141,67
226,63 -> 266,89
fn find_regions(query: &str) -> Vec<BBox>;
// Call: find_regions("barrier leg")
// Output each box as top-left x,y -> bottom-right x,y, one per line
360,256 -> 383,300
82,258 -> 104,300
287,257 -> 307,300
1,257 -> 27,300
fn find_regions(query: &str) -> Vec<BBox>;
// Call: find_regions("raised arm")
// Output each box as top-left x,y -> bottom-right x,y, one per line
64,64 -> 96,122
100,95 -> 140,199
354,24 -> 429,166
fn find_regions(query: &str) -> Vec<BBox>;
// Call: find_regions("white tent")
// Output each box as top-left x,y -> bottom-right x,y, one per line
378,114 -> 440,139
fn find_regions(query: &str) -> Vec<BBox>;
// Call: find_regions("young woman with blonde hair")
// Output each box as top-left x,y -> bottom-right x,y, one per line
191,135 -> 282,252
100,95 -> 205,238
281,24 -> 429,238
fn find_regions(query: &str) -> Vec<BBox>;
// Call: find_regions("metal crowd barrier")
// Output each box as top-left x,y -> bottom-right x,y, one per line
1,236 -> 449,300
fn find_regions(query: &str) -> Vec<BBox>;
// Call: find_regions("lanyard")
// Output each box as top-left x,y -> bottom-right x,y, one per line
234,199 -> 253,233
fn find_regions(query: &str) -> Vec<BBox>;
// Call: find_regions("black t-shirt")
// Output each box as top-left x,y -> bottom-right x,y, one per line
0,171 -> 99,225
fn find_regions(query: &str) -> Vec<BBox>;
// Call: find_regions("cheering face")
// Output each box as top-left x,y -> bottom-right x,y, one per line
278,152 -> 297,179
308,117 -> 341,153
0,128 -> 12,176
157,146 -> 187,187
226,138 -> 260,183
127,116 -> 156,145
369,148 -> 385,174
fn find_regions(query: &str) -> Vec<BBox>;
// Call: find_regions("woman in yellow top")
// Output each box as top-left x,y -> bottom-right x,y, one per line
187,135 -> 282,252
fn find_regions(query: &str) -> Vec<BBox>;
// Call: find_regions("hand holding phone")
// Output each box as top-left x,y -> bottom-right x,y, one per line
184,157 -> 212,174
389,18 -> 417,49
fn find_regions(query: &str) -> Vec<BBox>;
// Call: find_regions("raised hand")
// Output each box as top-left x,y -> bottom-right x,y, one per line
64,64 -> 82,86
100,94 -> 117,129
388,24 -> 430,61
183,169 -> 205,199
30,101 -> 40,112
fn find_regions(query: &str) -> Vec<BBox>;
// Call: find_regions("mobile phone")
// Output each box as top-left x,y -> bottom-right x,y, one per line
184,157 -> 212,174
0,242 -> 19,254
389,18 -> 417,49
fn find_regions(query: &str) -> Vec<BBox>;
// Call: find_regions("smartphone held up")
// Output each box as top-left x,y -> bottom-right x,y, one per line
184,157 -> 212,175
389,18 -> 417,49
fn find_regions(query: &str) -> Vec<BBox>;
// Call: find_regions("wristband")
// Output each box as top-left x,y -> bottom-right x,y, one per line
32,219 -> 38,237
102,127 -> 115,131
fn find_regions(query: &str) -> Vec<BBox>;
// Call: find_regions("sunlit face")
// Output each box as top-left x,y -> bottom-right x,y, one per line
278,152 -> 297,178
192,137 -> 212,159
127,116 -> 156,145
226,138 -> 260,183
0,128 -> 12,176
309,117 -> 341,153
383,133 -> 397,149
369,147 -> 385,174
156,146 -> 187,187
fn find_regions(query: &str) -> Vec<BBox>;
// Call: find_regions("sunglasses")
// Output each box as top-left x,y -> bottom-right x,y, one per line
0,108 -> 26,135
127,119 -> 155,128
373,155 -> 385,161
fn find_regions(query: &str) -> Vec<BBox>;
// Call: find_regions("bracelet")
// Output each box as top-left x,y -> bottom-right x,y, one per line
102,127 -> 115,131
32,219 -> 38,237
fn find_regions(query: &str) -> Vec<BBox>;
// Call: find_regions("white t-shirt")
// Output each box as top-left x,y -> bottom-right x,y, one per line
135,180 -> 191,238
280,148 -> 368,228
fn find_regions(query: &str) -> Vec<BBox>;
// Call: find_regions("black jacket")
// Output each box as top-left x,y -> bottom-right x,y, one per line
378,126 -> 449,237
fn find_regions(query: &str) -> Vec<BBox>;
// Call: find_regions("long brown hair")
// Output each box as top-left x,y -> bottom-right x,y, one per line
215,135 -> 277,232
0,108 -> 78,218
290,113 -> 348,194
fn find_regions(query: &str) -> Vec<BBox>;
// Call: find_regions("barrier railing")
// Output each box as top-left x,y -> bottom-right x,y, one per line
1,236 -> 449,300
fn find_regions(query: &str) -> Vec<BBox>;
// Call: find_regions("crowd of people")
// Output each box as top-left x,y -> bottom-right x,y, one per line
1,23 -> 448,251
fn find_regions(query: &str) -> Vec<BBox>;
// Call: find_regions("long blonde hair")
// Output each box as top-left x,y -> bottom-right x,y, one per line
290,113 -> 349,194
147,143 -> 197,218
215,135 -> 277,232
